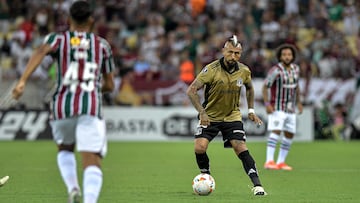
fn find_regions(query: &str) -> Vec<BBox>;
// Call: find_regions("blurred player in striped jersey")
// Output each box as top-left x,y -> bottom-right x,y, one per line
12,1 -> 115,202
262,44 -> 303,171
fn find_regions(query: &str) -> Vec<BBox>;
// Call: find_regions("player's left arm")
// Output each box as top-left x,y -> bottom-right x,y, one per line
245,80 -> 255,109
296,85 -> 303,114
244,80 -> 263,126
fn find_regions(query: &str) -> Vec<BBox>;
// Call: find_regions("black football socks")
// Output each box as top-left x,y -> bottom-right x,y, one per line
238,150 -> 261,186
195,152 -> 210,174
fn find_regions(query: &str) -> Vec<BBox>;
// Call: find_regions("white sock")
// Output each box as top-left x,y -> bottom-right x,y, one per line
266,133 -> 280,162
57,151 -> 80,193
276,137 -> 293,164
83,166 -> 103,203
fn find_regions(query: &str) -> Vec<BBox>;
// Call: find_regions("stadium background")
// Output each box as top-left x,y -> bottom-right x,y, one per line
0,0 -> 360,141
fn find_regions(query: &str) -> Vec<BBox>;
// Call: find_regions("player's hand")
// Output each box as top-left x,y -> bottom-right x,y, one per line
265,104 -> 274,114
297,103 -> 303,114
199,111 -> 210,127
12,80 -> 26,100
248,113 -> 263,126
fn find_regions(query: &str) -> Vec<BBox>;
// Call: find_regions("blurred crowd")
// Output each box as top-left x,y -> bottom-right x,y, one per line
0,0 -> 360,139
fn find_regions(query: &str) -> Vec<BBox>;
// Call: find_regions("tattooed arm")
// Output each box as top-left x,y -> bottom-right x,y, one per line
186,79 -> 210,126
186,79 -> 205,113
245,80 -> 255,110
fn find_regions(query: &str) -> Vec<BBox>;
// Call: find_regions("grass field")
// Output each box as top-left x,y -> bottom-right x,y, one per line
0,140 -> 359,203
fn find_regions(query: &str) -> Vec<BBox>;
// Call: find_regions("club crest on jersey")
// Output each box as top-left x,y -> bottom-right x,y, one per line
236,78 -> 243,87
274,120 -> 280,126
201,67 -> 208,73
289,76 -> 294,83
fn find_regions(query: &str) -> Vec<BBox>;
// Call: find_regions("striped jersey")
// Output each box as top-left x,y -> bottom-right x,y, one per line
44,31 -> 115,119
264,62 -> 300,113
196,58 -> 252,122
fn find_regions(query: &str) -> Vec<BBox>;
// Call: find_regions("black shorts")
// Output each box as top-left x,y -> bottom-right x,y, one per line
195,121 -> 246,148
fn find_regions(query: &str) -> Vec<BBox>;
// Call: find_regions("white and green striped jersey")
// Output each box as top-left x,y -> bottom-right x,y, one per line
264,63 -> 300,113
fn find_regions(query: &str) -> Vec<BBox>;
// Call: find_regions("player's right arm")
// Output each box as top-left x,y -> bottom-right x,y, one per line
186,79 -> 209,126
262,82 -> 273,114
187,79 -> 204,113
12,44 -> 52,100
262,67 -> 278,114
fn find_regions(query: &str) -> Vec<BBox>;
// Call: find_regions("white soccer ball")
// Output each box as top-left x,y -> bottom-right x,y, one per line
192,173 -> 215,196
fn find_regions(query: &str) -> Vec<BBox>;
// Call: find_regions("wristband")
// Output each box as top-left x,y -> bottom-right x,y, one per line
248,108 -> 255,114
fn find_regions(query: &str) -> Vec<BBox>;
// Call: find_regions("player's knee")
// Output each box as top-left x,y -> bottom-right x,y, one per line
272,130 -> 281,135
81,152 -> 102,169
58,144 -> 75,152
228,139 -> 246,153
194,143 -> 208,153
195,145 -> 207,154
284,131 -> 294,138
194,138 -> 209,153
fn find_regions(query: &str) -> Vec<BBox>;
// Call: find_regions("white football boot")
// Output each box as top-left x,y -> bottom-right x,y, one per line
0,176 -> 9,187
252,186 -> 267,196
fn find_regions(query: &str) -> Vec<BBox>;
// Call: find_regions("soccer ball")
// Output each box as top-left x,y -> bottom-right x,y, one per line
192,173 -> 215,196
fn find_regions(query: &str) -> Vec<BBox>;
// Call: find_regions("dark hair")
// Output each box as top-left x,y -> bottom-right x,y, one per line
276,43 -> 297,63
70,1 -> 92,24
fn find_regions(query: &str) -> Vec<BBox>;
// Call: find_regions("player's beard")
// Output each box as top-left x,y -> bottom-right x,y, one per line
282,59 -> 292,66
225,59 -> 236,70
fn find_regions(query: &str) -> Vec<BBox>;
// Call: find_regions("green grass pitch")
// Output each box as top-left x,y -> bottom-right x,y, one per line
0,140 -> 359,202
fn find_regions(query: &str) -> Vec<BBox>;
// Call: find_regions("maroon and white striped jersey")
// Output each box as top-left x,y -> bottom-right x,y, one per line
44,31 -> 115,119
264,63 -> 300,113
